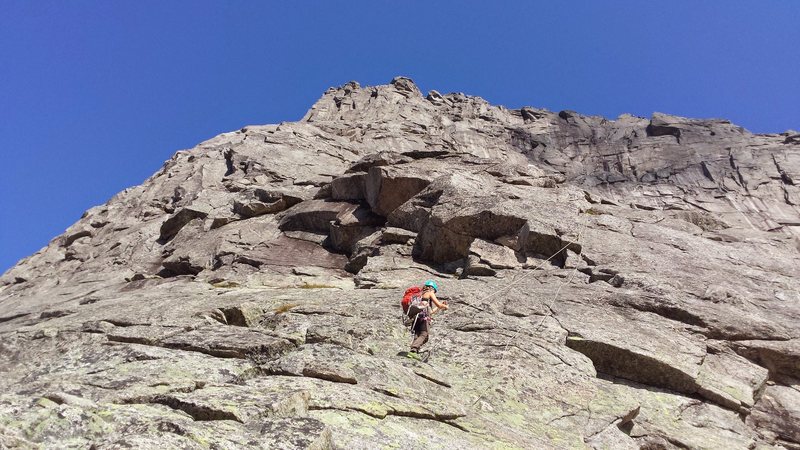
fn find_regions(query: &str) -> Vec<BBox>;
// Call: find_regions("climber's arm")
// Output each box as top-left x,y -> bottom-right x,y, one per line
425,291 -> 448,314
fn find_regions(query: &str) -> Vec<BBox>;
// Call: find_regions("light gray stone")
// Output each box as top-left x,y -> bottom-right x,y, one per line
1,78 -> 798,449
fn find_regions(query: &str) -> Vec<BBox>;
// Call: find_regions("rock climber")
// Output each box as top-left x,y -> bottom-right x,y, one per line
407,279 -> 448,360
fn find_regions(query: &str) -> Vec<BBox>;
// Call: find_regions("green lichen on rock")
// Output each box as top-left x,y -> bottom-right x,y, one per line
1,79 -> 798,448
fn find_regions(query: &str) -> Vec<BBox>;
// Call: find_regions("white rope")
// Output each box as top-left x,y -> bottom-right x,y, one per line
511,222 -> 585,344
401,200 -> 589,372
467,219 -> 587,409
461,221 -> 585,314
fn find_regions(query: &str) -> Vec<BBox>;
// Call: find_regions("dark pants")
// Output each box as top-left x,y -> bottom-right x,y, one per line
410,317 -> 430,352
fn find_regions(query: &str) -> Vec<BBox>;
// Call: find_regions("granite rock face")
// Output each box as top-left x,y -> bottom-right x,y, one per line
1,76 -> 799,449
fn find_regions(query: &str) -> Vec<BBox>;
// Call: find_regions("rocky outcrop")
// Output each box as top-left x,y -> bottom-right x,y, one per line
1,77 -> 798,448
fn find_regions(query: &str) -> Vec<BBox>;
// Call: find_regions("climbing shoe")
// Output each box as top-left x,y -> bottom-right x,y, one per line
406,351 -> 422,361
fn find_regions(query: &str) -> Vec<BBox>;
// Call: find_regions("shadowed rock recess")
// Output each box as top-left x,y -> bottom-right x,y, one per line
2,77 -> 799,449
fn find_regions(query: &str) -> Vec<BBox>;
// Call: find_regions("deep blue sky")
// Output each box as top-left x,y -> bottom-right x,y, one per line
1,1 -> 798,273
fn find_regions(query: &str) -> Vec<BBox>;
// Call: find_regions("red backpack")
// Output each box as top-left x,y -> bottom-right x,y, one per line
401,286 -> 423,314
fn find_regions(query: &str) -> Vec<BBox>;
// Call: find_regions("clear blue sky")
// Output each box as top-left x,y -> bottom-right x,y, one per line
1,1 -> 798,273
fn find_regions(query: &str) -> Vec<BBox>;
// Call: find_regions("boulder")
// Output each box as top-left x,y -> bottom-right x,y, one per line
390,76 -> 422,97
161,326 -> 294,359
159,206 -> 210,242
330,172 -> 367,201
469,238 -> 521,269
561,303 -> 707,394
731,339 -> 800,381
365,166 -> 433,217
695,346 -> 769,411
746,385 -> 800,446
328,206 -> 385,254
345,152 -> 413,174
278,200 -> 359,234
380,227 -> 415,245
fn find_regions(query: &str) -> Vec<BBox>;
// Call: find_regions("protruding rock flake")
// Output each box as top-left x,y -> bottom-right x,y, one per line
1,77 -> 799,448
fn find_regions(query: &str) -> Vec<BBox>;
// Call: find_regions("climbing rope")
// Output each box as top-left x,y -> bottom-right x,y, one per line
459,220 -> 586,316
400,218 -> 586,369
401,195 -> 589,377
464,219 -> 587,409
508,222 -> 585,346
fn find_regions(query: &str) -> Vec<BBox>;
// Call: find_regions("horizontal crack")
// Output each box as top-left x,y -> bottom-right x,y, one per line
122,394 -> 240,422
103,319 -> 152,327
412,370 -> 451,388
105,334 -> 296,362
386,410 -> 469,432
309,404 -> 384,419
565,335 -> 758,415
594,370 -> 747,416
155,396 -> 239,422
309,405 -> 469,432
260,368 -> 358,385
0,313 -> 30,324
607,298 -> 707,328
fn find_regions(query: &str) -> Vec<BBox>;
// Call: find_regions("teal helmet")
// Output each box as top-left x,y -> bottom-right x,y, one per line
423,280 -> 438,292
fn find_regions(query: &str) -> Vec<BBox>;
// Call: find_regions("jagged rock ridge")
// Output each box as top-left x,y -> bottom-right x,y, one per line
1,77 -> 799,449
